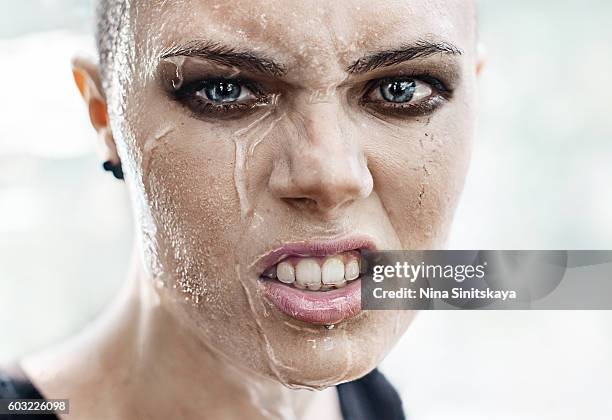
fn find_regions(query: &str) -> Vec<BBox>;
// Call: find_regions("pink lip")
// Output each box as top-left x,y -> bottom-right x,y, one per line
255,235 -> 377,275
264,279 -> 362,325
256,236 -> 377,325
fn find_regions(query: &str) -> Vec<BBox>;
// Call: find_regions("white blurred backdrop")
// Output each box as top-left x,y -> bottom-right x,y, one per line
1,1 -> 611,419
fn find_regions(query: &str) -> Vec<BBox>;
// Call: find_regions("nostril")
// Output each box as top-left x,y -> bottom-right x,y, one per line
268,146 -> 373,214
283,197 -> 318,211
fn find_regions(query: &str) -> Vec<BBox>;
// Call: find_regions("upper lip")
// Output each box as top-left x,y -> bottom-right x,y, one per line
254,235 -> 378,276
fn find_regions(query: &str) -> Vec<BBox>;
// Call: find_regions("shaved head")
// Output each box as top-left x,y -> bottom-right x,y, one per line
95,0 -> 128,90
95,0 -> 477,92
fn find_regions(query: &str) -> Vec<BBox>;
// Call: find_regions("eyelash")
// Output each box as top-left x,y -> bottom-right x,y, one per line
172,78 -> 271,118
171,74 -> 451,120
360,74 -> 451,117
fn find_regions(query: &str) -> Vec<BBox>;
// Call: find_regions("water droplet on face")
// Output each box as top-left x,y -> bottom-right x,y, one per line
167,56 -> 186,90
323,337 -> 334,351
324,324 -> 335,330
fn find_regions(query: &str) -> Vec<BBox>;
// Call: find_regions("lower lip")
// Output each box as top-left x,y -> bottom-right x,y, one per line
262,279 -> 362,325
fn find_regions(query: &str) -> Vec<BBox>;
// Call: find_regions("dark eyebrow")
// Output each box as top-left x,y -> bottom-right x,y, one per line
160,40 -> 287,77
347,40 -> 463,74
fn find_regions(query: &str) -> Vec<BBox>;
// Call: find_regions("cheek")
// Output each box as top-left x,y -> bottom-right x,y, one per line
120,111 -> 293,375
365,112 -> 473,248
135,124 -> 245,308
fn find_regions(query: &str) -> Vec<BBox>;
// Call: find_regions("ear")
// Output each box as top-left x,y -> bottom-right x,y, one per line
71,56 -> 122,171
476,42 -> 487,77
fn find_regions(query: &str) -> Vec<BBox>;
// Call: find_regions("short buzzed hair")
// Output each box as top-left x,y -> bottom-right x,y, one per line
95,0 -> 129,90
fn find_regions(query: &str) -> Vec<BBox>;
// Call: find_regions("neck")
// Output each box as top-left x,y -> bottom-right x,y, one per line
23,250 -> 338,420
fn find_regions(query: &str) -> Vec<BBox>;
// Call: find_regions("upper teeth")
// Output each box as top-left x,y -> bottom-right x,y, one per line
295,259 -> 322,290
322,258 -> 345,286
268,253 -> 361,290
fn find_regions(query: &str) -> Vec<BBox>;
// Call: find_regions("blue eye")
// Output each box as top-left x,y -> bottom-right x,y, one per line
380,80 -> 416,103
203,80 -> 243,103
367,78 -> 435,108
173,76 -> 268,119
191,79 -> 257,105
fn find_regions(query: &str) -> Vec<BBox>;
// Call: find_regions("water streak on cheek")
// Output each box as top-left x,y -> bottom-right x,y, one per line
231,95 -> 283,221
142,125 -> 176,178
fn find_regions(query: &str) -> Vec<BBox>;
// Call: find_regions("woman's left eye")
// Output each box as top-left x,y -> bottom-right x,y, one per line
368,78 -> 433,105
360,76 -> 451,117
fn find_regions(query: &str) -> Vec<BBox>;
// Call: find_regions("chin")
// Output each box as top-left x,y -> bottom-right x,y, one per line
266,351 -> 378,390
253,310 -> 413,389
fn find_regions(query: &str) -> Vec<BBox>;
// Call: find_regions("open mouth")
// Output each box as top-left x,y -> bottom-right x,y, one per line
257,237 -> 375,325
261,251 -> 361,291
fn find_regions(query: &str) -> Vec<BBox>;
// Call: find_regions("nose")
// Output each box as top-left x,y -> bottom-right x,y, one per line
269,104 -> 373,216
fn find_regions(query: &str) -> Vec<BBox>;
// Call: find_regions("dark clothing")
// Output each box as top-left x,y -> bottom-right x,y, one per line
337,369 -> 405,420
0,367 -> 404,419
0,369 -> 57,420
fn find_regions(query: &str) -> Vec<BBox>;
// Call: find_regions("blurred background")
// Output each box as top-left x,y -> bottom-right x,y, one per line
1,1 -> 611,419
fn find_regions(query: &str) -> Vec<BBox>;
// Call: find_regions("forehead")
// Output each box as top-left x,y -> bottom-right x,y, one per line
132,0 -> 475,80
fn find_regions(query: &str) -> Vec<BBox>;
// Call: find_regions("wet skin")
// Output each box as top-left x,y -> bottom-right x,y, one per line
24,1 -> 479,419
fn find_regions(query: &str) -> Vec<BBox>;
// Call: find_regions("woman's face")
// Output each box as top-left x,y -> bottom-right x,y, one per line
106,0 -> 477,388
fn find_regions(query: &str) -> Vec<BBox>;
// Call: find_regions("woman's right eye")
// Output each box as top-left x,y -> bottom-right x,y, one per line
174,78 -> 267,118
195,80 -> 256,104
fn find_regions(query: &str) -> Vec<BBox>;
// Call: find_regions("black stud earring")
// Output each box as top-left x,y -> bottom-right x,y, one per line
102,160 -> 124,180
